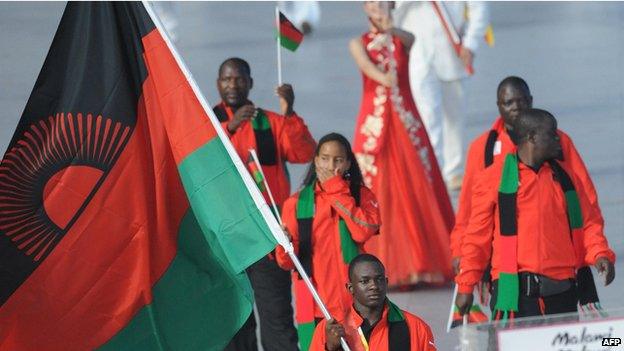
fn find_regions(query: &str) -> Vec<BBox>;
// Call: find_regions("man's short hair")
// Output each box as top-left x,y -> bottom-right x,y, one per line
348,254 -> 385,280
218,57 -> 251,77
497,76 -> 530,96
513,108 -> 556,143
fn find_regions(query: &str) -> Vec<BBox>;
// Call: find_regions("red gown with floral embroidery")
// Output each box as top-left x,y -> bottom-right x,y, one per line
353,32 -> 454,286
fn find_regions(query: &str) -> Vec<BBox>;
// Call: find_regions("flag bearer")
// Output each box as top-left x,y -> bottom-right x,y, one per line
310,254 -> 437,351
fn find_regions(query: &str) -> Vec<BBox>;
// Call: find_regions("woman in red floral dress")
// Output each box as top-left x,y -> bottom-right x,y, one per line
349,1 -> 454,286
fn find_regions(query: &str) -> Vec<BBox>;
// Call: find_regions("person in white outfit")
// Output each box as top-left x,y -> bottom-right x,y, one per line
151,1 -> 179,42
393,1 -> 489,190
278,1 -> 321,35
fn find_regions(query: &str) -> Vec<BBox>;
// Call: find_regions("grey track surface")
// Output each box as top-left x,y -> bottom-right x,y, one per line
1,2 -> 622,350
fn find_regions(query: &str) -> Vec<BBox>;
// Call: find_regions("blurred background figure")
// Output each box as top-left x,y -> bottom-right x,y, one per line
350,1 -> 454,288
151,1 -> 179,42
278,1 -> 321,35
394,1 -> 489,190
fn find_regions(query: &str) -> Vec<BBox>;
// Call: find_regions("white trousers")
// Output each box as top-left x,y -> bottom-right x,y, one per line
410,69 -> 465,180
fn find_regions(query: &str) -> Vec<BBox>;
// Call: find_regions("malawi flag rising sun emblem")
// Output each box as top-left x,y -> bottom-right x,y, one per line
0,3 -> 278,350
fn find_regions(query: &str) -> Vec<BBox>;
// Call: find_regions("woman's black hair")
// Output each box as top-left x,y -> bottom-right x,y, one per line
302,133 -> 364,205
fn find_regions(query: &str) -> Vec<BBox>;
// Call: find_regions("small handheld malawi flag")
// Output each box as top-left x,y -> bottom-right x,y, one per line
450,304 -> 489,329
247,151 -> 266,192
277,11 -> 304,51
0,2 -> 277,350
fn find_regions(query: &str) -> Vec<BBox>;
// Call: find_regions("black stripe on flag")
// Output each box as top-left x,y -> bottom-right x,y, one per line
0,2 -> 155,307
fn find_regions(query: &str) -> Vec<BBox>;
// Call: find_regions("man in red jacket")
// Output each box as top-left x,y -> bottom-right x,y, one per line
216,57 -> 316,351
451,77 -> 604,274
311,254 -> 437,350
455,109 -> 615,319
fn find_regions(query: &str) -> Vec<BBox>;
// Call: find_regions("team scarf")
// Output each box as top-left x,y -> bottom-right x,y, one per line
213,103 -> 277,165
294,179 -> 359,349
487,124 -> 600,310
495,153 -> 600,321
477,125 -> 504,305
484,129 -> 500,168
354,300 -> 410,351
484,120 -> 517,167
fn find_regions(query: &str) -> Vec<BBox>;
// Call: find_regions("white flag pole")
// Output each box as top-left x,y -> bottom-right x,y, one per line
249,148 -> 283,226
142,3 -> 348,350
460,314 -> 469,351
446,283 -> 459,332
275,6 -> 283,86
141,0 -> 288,250
286,249 -> 352,351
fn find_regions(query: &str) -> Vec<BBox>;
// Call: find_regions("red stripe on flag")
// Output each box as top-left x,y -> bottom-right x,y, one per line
0,27 -> 217,350
141,29 -> 217,164
279,12 -> 303,44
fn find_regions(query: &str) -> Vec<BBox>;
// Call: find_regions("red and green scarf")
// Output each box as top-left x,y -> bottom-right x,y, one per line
294,180 -> 359,349
385,301 -> 410,351
353,300 -> 410,351
495,154 -> 599,321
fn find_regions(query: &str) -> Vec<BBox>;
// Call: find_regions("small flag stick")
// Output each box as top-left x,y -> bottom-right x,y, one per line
460,314 -> 469,351
249,148 -> 282,225
249,148 -> 350,349
447,283 -> 459,332
286,249 -> 352,351
145,2 -> 342,348
275,6 -> 283,86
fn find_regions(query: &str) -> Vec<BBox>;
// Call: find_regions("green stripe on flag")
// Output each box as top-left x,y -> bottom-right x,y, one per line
279,35 -> 300,52
100,138 -> 277,350
99,210 -> 254,351
178,138 -> 277,272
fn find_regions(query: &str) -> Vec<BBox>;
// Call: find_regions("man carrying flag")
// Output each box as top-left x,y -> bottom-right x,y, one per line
310,254 -> 437,351
213,57 -> 316,350
0,3 -> 282,350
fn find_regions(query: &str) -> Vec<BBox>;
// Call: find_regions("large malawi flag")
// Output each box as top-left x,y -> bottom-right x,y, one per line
0,3 -> 278,350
